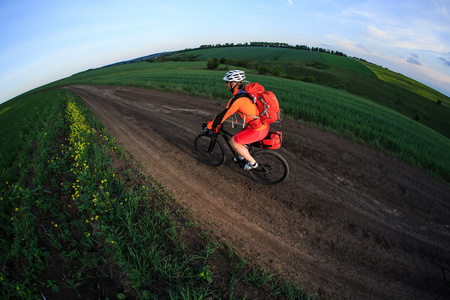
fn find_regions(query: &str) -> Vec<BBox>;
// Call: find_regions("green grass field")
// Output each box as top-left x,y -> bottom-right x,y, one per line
320,53 -> 376,77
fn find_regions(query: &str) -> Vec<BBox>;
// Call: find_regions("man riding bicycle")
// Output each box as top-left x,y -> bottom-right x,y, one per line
203,70 -> 269,170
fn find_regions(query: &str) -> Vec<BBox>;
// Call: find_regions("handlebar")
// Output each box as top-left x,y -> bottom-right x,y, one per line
203,124 -> 234,137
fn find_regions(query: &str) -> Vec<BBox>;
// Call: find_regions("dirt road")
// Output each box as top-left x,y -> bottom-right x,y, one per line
66,85 -> 450,299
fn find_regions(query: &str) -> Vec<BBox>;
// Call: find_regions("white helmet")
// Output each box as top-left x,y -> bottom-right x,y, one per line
223,70 -> 246,82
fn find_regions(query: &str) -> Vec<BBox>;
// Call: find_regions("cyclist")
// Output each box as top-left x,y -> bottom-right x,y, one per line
203,70 -> 269,170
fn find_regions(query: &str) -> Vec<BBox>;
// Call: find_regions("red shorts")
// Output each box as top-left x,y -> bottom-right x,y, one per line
233,126 -> 270,145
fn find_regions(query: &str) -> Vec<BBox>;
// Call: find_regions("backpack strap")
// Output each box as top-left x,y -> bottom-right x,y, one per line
235,90 -> 252,101
237,90 -> 257,104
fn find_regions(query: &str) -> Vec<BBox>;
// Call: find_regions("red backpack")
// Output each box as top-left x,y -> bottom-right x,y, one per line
243,83 -> 281,128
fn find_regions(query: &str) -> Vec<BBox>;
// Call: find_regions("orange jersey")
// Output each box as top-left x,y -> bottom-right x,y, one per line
208,91 -> 268,131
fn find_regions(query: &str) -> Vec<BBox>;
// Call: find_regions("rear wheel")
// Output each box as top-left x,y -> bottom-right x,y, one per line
248,150 -> 289,185
194,133 -> 225,167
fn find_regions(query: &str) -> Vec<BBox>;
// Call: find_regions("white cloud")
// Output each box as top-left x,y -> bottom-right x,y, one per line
287,0 -> 294,6
328,1 -> 449,56
340,7 -> 374,19
431,0 -> 448,17
364,24 -> 447,53
326,34 -> 373,57
366,25 -> 392,41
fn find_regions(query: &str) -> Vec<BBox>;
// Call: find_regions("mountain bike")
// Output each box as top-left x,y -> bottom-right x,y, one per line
194,126 -> 289,185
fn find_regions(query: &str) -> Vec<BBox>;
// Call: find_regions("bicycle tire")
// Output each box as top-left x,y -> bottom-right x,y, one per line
248,150 -> 289,185
194,133 -> 226,167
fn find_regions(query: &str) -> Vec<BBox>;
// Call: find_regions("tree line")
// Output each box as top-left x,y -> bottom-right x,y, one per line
196,42 -> 348,58
148,41 -> 368,63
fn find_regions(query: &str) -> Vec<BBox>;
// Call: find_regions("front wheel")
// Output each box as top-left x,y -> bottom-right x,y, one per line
248,150 -> 289,185
194,133 -> 225,167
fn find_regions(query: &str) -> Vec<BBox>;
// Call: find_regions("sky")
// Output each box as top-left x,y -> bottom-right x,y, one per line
1,0 -> 450,104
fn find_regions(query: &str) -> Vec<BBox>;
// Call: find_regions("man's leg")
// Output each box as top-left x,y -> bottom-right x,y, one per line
230,139 -> 256,163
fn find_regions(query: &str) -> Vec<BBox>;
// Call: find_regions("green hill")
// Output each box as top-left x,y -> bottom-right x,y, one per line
173,46 -> 450,138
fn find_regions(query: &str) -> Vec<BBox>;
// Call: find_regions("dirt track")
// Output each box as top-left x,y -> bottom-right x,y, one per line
66,85 -> 450,300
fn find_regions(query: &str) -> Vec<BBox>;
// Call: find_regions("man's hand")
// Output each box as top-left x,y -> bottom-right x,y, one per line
212,124 -> 222,134
203,122 -> 221,134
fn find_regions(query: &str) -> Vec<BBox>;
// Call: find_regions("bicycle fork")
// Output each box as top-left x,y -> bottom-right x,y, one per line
206,137 -> 217,154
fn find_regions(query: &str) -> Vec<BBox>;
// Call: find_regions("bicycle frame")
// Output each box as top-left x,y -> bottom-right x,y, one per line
210,127 -> 253,162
